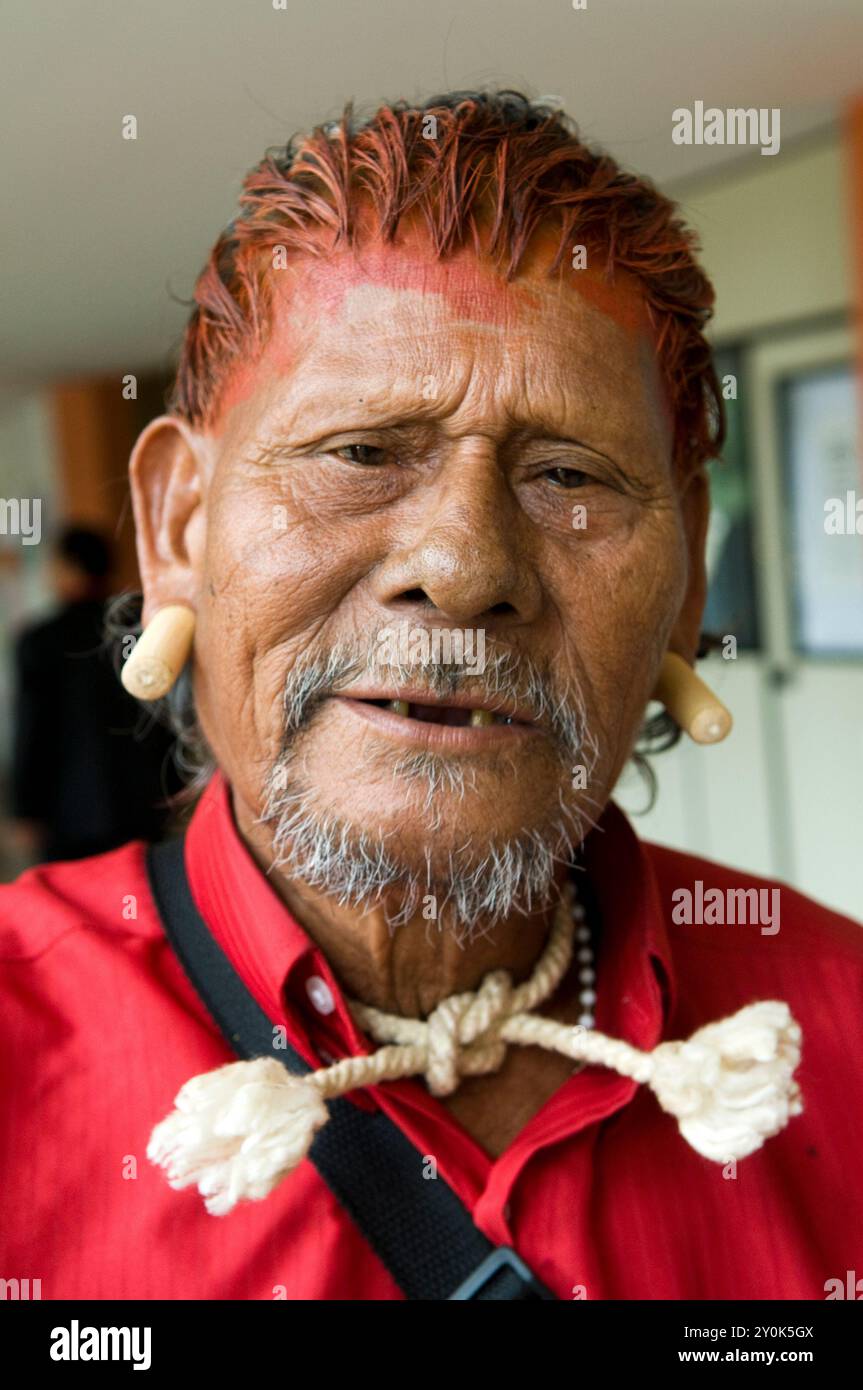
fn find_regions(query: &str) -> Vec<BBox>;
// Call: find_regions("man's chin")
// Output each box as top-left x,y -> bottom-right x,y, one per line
317,748 -> 572,833
262,776 -> 587,932
321,770 -> 576,848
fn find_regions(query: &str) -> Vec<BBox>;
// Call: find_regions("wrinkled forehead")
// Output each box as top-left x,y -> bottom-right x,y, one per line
209,218 -> 659,433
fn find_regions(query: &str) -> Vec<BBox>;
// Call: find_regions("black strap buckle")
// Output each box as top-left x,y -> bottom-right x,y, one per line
448,1246 -> 556,1300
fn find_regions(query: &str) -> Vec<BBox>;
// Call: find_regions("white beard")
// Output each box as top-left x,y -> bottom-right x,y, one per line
259,640 -> 601,939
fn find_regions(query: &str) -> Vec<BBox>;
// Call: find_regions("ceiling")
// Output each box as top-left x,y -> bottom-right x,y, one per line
1,0 -> 860,385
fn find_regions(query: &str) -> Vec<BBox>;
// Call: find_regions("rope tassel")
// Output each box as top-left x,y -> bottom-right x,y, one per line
639,1001 -> 803,1161
147,1062 -> 330,1216
148,988 -> 804,1215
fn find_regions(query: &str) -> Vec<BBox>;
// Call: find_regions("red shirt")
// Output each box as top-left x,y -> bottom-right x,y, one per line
1,771 -> 861,1300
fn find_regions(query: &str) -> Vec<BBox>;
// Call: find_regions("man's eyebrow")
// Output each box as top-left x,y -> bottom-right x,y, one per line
244,412 -> 425,465
245,424 -> 658,494
515,435 -> 656,496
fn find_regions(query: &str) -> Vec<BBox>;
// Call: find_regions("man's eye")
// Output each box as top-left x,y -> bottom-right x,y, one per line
544,465 -> 591,488
333,443 -> 387,466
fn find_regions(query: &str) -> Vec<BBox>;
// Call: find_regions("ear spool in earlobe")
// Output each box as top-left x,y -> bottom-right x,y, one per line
121,603 -> 196,700
652,650 -> 732,745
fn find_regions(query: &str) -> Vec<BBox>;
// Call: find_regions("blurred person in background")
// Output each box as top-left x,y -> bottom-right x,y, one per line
9,524 -> 178,862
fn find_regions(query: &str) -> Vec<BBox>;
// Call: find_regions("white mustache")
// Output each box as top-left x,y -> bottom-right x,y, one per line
278,638 -> 591,761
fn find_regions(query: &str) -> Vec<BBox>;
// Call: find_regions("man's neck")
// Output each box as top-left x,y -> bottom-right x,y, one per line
275,872 -> 569,1017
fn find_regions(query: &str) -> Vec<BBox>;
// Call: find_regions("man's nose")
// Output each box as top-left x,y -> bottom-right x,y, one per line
372,450 -> 542,625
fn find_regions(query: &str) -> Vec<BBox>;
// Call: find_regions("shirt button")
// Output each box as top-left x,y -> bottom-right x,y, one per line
305,975 -> 335,1015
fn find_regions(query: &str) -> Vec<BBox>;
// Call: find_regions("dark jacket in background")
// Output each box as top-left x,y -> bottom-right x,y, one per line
11,600 -> 180,861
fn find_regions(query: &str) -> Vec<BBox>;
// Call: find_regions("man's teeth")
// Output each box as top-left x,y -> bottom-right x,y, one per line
469,709 -> 494,727
386,700 -> 510,726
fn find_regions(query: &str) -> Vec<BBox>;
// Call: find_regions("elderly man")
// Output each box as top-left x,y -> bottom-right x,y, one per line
1,90 -> 861,1303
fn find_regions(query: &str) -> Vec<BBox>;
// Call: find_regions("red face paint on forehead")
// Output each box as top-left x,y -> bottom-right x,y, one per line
279,215 -> 652,332
208,215 -> 654,433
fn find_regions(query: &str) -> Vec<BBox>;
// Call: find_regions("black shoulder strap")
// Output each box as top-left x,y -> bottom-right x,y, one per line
146,836 -> 557,1301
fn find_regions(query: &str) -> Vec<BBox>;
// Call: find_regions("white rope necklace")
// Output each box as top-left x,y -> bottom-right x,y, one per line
148,880 -> 803,1216
345,879 -> 592,1097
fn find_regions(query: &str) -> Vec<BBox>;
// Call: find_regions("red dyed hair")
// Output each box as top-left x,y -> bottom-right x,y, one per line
170,90 -> 724,469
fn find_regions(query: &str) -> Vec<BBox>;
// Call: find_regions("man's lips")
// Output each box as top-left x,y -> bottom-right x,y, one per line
334,688 -> 537,727
331,691 -> 543,748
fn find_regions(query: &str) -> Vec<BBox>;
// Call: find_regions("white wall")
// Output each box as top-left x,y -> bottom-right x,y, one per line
615,132 -> 863,923
674,135 -> 851,339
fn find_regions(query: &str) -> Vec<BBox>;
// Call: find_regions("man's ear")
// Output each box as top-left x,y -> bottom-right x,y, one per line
129,416 -> 210,626
667,464 -> 711,661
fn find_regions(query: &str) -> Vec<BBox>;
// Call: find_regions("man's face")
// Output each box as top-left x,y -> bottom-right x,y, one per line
134,220 -> 707,924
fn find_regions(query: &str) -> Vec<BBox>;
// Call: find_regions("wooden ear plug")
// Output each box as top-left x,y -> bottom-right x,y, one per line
121,604 -> 196,701
653,651 -> 732,745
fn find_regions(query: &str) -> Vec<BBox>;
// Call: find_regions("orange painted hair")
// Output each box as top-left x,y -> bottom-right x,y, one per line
170,90 -> 724,469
